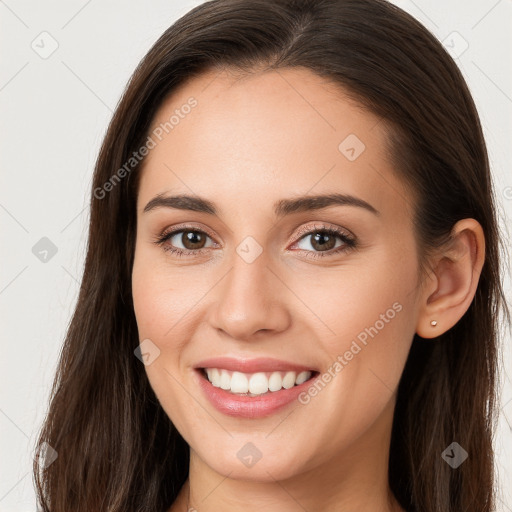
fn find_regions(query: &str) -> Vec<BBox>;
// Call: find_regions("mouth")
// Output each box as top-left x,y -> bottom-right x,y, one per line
193,357 -> 322,418
197,367 -> 320,397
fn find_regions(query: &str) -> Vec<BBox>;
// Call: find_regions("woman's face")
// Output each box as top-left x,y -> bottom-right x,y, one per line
132,67 -> 422,482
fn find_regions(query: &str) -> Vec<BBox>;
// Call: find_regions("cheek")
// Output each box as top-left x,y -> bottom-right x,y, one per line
131,247 -> 203,339
132,274 -> 174,339
299,246 -> 418,415
292,246 -> 417,354
131,249 -> 198,433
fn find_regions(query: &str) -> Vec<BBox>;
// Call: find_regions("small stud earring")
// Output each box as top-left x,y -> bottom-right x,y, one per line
430,320 -> 437,327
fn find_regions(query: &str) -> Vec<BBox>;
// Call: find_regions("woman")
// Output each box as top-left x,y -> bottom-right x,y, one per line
33,0 -> 510,511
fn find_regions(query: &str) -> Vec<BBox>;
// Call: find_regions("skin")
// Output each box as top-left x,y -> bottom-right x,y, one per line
131,67 -> 485,512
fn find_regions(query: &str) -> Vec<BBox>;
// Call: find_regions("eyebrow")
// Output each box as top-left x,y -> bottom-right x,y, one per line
143,192 -> 380,217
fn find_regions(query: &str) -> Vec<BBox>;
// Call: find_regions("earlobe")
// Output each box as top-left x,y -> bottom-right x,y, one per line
415,219 -> 485,339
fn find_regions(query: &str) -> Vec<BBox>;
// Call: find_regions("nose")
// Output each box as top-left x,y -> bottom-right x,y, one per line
208,252 -> 291,341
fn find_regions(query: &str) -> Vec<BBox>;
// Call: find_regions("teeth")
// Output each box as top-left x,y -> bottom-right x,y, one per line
282,372 -> 296,389
203,368 -> 313,395
268,371 -> 283,392
295,370 -> 310,385
249,372 -> 267,394
231,371 -> 249,393
219,370 -> 231,390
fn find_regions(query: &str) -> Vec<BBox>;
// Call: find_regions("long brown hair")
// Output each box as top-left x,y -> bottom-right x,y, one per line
33,0 -> 510,510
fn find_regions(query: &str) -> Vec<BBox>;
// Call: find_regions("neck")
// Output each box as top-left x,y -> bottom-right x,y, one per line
171,398 -> 403,512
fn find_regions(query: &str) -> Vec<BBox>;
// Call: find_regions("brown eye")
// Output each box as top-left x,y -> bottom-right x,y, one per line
290,224 -> 357,259
295,229 -> 347,252
178,230 -> 208,250
155,228 -> 216,255
308,232 -> 337,251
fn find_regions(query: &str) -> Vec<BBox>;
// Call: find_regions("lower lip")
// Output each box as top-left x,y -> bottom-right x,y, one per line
194,369 -> 319,419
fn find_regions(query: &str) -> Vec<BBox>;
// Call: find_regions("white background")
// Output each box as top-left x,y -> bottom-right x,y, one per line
1,0 -> 511,510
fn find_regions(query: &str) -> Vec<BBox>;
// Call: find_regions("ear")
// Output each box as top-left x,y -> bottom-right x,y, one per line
416,218 -> 485,338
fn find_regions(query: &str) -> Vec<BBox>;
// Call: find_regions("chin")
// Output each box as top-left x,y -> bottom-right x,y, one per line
196,443 -> 311,482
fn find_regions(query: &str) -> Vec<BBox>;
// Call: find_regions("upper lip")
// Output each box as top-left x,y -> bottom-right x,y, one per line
194,356 -> 318,374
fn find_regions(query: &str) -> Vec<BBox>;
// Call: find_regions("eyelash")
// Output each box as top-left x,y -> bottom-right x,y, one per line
153,223 -> 357,260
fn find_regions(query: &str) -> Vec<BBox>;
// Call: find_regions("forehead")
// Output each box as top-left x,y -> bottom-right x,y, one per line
137,67 -> 411,222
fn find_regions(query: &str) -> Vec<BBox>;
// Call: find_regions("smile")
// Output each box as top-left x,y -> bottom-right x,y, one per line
201,368 -> 316,396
